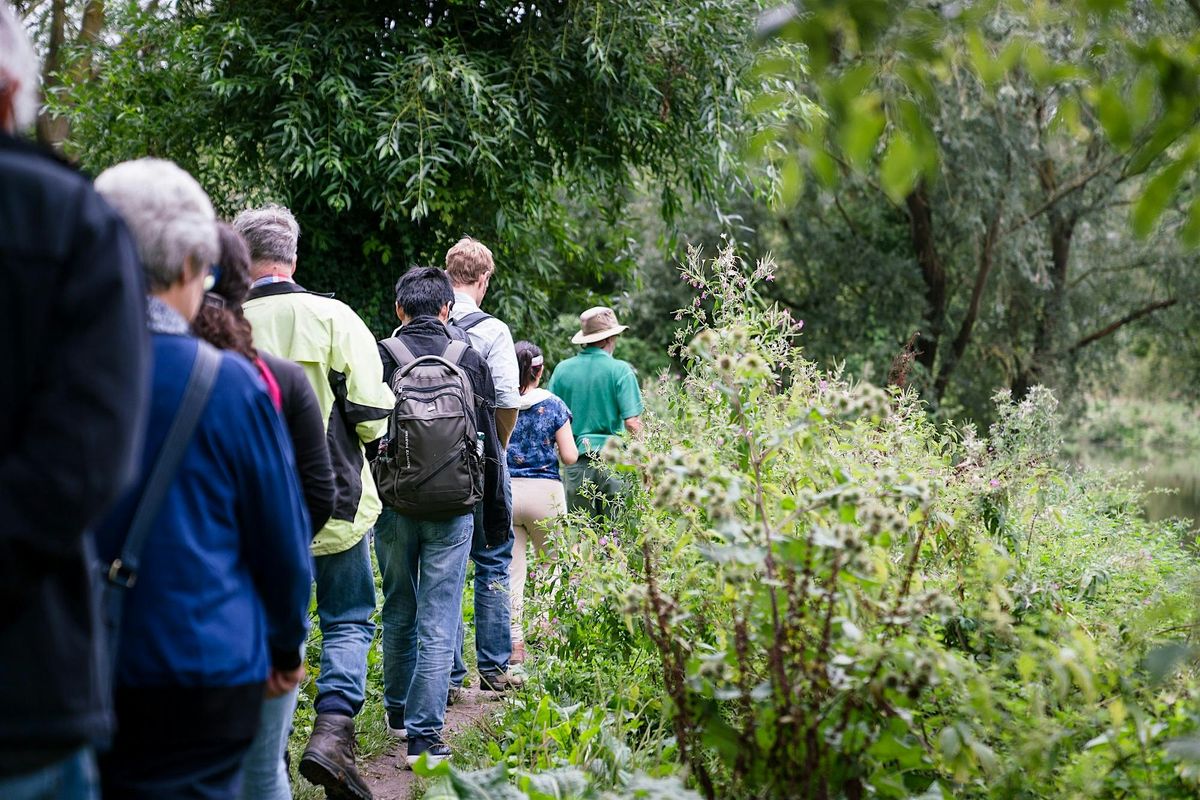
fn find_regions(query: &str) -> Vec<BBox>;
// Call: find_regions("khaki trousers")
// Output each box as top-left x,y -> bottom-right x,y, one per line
510,477 -> 566,646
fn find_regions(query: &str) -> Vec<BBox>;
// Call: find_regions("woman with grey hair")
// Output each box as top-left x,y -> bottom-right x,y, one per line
91,158 -> 314,800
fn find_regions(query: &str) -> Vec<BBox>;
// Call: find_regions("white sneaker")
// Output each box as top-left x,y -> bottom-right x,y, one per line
386,721 -> 407,740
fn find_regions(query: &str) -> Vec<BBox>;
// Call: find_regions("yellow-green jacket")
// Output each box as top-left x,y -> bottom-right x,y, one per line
245,281 -> 394,556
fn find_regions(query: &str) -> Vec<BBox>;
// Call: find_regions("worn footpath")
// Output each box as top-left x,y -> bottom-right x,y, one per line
361,689 -> 498,800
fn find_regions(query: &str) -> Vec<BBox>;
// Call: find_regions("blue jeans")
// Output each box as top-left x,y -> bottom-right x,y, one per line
452,475 -> 514,685
236,688 -> 297,800
313,535 -> 376,717
0,748 -> 98,800
375,507 -> 473,741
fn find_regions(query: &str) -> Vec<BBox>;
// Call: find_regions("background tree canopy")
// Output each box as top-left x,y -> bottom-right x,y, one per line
22,0 -> 1200,421
45,0 -> 759,343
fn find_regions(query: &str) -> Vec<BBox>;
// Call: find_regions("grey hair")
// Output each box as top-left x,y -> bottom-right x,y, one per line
94,158 -> 218,292
0,2 -> 40,131
233,203 -> 300,264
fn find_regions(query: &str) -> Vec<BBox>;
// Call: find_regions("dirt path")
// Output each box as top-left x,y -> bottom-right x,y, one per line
361,689 -> 498,800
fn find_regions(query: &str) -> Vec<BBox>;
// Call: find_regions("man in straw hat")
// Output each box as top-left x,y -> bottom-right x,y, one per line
548,306 -> 644,515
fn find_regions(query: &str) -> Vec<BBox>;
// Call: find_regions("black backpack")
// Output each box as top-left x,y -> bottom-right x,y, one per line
372,338 -> 484,519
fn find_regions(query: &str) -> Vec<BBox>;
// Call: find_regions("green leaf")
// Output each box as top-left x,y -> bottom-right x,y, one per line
939,726 -> 961,760
880,132 -> 920,204
1088,82 -> 1134,148
1132,155 -> 1192,237
837,94 -> 886,171
1182,197 -> 1200,248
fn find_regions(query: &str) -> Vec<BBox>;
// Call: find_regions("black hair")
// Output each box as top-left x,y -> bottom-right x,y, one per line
395,266 -> 454,319
515,340 -> 543,389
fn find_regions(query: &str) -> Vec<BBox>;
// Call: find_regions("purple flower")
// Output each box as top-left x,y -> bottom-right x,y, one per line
989,479 -> 1000,488
818,380 -> 828,392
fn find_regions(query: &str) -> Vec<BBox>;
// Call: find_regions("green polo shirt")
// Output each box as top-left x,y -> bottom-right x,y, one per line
547,346 -> 643,453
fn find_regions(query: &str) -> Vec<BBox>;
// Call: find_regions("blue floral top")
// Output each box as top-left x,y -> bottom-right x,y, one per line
507,392 -> 572,481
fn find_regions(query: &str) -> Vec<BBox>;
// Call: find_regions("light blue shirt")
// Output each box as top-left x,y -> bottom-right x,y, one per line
452,290 -> 520,409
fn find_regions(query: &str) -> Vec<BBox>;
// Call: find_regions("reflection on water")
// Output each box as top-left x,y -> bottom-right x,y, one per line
1074,448 -> 1200,528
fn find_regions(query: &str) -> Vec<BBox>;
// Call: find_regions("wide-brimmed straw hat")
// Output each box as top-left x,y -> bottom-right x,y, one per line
571,306 -> 629,345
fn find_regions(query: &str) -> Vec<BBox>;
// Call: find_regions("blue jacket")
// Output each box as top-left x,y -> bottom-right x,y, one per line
94,333 -> 313,690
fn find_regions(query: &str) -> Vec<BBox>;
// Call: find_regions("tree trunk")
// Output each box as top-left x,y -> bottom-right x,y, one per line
35,0 -> 67,150
932,205 -> 1002,401
1013,159 -> 1075,398
35,0 -> 105,154
904,183 -> 947,378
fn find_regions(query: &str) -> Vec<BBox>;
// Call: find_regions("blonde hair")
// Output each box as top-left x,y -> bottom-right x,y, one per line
444,237 -> 494,285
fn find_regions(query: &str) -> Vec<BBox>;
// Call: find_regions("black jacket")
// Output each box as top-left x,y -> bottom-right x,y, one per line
378,317 -> 512,544
0,134 -> 149,770
260,351 -> 336,536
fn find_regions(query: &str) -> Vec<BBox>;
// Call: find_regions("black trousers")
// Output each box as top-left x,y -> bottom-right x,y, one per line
99,684 -> 261,800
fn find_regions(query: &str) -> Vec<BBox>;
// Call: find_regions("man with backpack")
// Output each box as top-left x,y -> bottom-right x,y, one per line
373,267 -> 511,767
443,237 -> 526,691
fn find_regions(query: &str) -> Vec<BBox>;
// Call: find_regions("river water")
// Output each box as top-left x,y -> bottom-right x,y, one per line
1073,448 -> 1200,528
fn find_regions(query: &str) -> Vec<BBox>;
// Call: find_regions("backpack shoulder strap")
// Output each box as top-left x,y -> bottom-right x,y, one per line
380,337 -> 417,373
443,340 -> 469,366
456,311 -> 492,332
106,341 -> 221,592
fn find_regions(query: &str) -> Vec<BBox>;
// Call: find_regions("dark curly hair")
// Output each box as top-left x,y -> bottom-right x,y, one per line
192,222 -> 256,361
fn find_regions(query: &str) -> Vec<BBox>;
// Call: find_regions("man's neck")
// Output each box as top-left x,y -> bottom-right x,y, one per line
251,261 -> 294,282
452,285 -> 482,307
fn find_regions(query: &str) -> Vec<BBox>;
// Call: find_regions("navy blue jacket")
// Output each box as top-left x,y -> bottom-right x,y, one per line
93,334 -> 312,697
0,133 -> 148,772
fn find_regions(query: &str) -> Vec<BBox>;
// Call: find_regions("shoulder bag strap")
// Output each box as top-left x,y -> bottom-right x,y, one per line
456,311 -> 492,332
105,342 -> 221,597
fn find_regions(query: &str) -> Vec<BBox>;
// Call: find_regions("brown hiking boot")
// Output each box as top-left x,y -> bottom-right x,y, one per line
299,713 -> 373,800
479,670 -> 525,692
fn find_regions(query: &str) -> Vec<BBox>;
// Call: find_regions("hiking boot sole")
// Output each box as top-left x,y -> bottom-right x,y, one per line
299,752 -> 373,800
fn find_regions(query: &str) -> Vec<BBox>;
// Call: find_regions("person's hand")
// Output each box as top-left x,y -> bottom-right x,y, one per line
265,664 -> 305,698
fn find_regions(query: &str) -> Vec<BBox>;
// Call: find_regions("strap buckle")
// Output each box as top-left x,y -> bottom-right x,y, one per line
107,559 -> 137,589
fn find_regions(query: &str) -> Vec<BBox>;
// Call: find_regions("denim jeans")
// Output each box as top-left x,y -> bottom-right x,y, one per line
313,535 -> 377,717
0,748 -> 98,800
375,507 -> 473,741
451,472 -> 513,684
236,687 -> 297,800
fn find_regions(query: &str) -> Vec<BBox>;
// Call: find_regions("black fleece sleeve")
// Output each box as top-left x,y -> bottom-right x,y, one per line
272,357 -> 335,537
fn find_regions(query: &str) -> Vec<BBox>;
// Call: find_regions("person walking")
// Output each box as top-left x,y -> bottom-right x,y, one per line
193,222 -> 336,800
548,307 -> 644,516
506,341 -> 578,663
237,204 -> 393,800
373,267 -> 511,767
443,237 -> 524,694
0,6 -> 149,796
91,158 -> 313,799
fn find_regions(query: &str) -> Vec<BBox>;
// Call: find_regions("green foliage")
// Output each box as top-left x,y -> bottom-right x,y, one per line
759,0 -> 1200,243
584,243 -> 1200,798
55,0 -> 760,335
